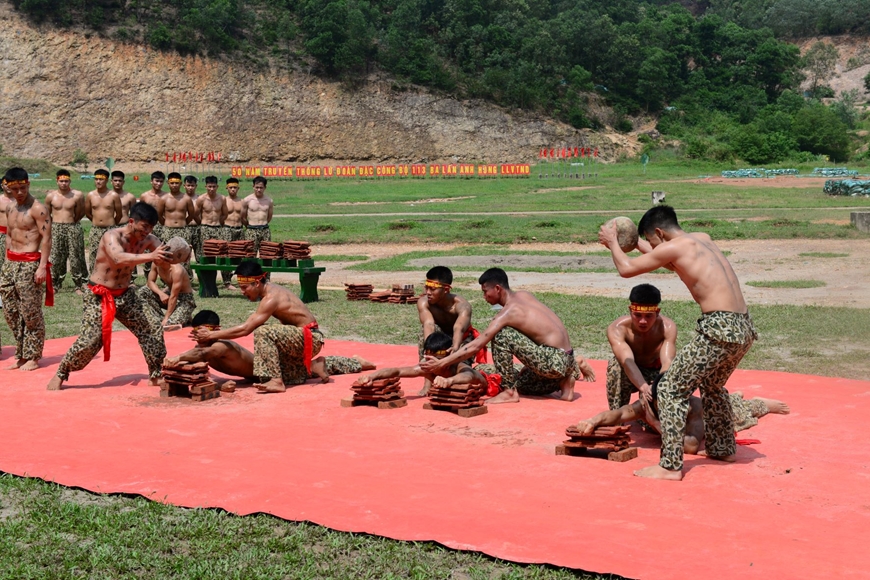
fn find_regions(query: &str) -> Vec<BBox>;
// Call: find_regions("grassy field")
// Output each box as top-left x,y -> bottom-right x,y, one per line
4,157 -> 870,578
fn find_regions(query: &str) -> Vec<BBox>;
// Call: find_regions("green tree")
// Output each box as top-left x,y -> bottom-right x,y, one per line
792,104 -> 851,161
801,41 -> 839,96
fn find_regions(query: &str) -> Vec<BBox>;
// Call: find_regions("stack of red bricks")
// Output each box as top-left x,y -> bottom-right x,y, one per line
228,240 -> 255,258
259,241 -> 283,259
345,283 -> 374,300
388,284 -> 416,304
369,290 -> 392,303
160,360 -> 220,401
342,376 -> 407,408
427,381 -> 486,411
283,241 -> 312,260
562,425 -> 631,451
202,239 -> 228,257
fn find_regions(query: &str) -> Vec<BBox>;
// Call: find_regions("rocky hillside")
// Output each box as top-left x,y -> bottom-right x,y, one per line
0,4 -> 623,167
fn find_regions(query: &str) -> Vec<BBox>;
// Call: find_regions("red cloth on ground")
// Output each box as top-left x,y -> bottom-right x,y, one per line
6,250 -> 53,306
464,326 -> 487,364
303,321 -> 319,374
736,438 -> 762,446
480,371 -> 503,397
88,283 -> 127,361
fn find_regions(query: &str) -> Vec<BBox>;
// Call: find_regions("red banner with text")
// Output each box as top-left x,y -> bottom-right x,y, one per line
229,164 -> 531,179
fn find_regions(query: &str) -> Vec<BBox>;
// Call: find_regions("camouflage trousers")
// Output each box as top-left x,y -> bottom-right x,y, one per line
222,226 -> 245,283
491,326 -> 577,396
50,222 -> 88,291
245,225 -> 271,257
143,224 -> 166,280
657,311 -> 757,471
417,324 -> 475,366
253,324 -> 323,386
730,392 -> 770,432
56,286 -> 166,381
606,356 -> 662,410
186,225 -> 200,263
137,285 -> 196,327
0,260 -> 45,362
88,226 -> 115,275
0,233 -> 5,268
161,226 -> 194,279
318,356 -> 362,377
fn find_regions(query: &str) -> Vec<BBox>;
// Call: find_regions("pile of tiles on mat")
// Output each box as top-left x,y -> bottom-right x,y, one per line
202,239 -> 228,257
160,360 -> 220,401
350,376 -> 405,404
427,381 -> 486,410
283,241 -> 312,260
228,240 -> 255,258
345,283 -> 374,300
259,241 -> 283,259
562,425 -> 630,450
388,284 -> 419,304
369,290 -> 392,303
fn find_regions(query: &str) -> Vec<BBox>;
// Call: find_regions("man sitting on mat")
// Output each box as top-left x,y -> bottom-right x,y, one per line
356,331 -> 489,392
169,310 -> 375,386
191,261 -> 334,392
421,267 -> 595,404
576,375 -> 790,455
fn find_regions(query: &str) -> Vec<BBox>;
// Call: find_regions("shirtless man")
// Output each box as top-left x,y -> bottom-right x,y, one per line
47,202 -> 172,391
421,268 -> 594,404
45,169 -> 87,293
111,171 -> 137,223
161,173 -> 198,278
183,175 -> 201,264
195,175 -> 227,262
190,260 -> 326,392
138,243 -> 196,328
606,283 -> 676,411
84,169 -> 121,276
416,266 -> 483,395
358,331 -> 486,394
167,310 -> 375,385
0,168 -> 52,371
222,177 -> 245,289
139,171 -> 166,279
0,178 -> 17,275
600,205 -> 757,480
241,176 -> 273,257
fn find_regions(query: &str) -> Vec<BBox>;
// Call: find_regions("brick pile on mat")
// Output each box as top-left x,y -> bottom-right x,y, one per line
562,425 -> 631,451
345,283 -> 374,300
259,241 -> 283,259
350,376 -> 406,404
160,360 -> 220,401
228,240 -> 255,258
283,241 -> 312,260
369,290 -> 392,303
202,239 -> 228,257
388,284 -> 416,304
427,381 -> 486,410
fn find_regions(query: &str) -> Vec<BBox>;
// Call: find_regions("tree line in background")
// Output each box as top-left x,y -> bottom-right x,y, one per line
9,0 -> 869,163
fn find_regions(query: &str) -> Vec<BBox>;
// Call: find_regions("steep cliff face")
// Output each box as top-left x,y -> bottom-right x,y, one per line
0,4 -> 621,166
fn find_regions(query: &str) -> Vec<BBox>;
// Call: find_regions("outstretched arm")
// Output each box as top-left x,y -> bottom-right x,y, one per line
421,306 -> 513,373
356,365 -> 426,386
575,402 -> 644,435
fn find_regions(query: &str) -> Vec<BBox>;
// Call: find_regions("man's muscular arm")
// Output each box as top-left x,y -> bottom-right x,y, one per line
416,299 -> 438,339
422,304 -> 515,372
146,266 -> 169,305
607,321 -> 653,401
192,297 -> 275,342
84,193 -> 94,221
240,198 -> 249,227
103,233 -> 170,267
266,199 -> 273,223
187,198 -> 200,225
33,204 -> 51,284
162,269 -> 184,326
112,194 -> 122,225
659,318 -> 678,372
599,222 -> 680,278
451,303 -> 472,354
220,198 -> 228,225
575,402 -> 644,435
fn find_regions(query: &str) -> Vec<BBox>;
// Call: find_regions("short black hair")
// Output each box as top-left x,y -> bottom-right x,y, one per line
252,176 -> 267,187
151,171 -> 166,180
235,259 -> 264,278
56,169 -> 71,178
5,167 -> 29,182
205,175 -> 218,184
629,284 -> 661,305
478,267 -> 510,289
192,310 -> 220,327
423,331 -> 452,353
184,175 -> 198,184
226,177 -> 239,185
111,170 -> 125,180
167,172 -> 182,181
129,201 -> 159,225
94,169 -> 110,178
426,266 -> 453,286
638,205 -> 680,239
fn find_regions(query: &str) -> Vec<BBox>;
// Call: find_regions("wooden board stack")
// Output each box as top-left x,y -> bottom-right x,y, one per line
259,241 -> 283,259
345,283 -> 374,301
423,382 -> 488,417
228,240 -> 255,258
283,241 -> 312,260
202,239 -> 228,257
160,360 -> 220,401
555,425 -> 637,461
388,284 -> 416,304
341,376 -> 407,409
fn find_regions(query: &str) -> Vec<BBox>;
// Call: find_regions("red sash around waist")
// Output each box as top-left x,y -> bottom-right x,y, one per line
0,225 -> 7,234
479,371 -> 503,397
303,321 -> 319,374
464,325 -> 487,364
6,250 -> 53,306
88,283 -> 127,361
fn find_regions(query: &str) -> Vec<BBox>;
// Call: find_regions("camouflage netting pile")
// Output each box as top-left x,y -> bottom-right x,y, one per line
721,168 -> 799,178
813,168 -> 859,177
823,179 -> 870,196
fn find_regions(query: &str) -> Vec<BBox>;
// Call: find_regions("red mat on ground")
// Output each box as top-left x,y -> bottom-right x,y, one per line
0,331 -> 867,579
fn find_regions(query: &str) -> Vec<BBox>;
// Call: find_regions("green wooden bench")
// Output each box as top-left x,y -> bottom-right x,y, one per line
190,258 -> 326,303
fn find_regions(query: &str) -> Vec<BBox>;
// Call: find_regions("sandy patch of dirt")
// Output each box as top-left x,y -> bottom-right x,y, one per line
329,196 -> 476,206
690,176 -> 831,188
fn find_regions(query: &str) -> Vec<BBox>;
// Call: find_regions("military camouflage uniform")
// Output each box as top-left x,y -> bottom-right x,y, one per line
87,225 -> 114,275
50,222 -> 88,291
0,232 -> 5,268
312,356 -> 362,378
142,224 -> 165,280
222,226 -> 245,284
657,311 -> 757,471
490,326 -> 578,396
244,225 -> 271,257
137,285 -> 196,327
606,356 -> 662,410
56,285 -> 166,381
199,224 -> 226,258
0,260 -> 45,362
253,324 -> 323,386
730,392 -> 770,432
186,224 -> 200,264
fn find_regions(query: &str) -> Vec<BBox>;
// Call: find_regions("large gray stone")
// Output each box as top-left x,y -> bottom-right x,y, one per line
851,212 -> 870,233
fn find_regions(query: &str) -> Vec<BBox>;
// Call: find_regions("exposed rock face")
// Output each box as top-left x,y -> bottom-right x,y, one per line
0,4 -> 618,165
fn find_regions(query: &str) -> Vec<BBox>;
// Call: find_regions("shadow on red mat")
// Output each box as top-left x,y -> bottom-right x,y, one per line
0,331 -> 867,579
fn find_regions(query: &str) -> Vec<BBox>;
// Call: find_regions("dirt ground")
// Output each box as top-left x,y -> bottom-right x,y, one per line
293,238 -> 870,308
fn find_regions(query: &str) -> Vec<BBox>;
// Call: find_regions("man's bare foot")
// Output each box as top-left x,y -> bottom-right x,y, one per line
484,388 -> 520,404
351,354 -> 376,371
75,288 -> 84,296
19,360 -> 39,371
758,397 -> 790,415
46,376 -> 64,391
224,284 -> 237,291
149,377 -> 165,388
309,357 -> 330,383
634,464 -> 683,480
255,378 -> 287,393
698,450 -> 737,462
576,356 -> 596,382
6,358 -> 25,370
550,385 -> 575,401
220,380 -> 237,392
419,377 -> 432,396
